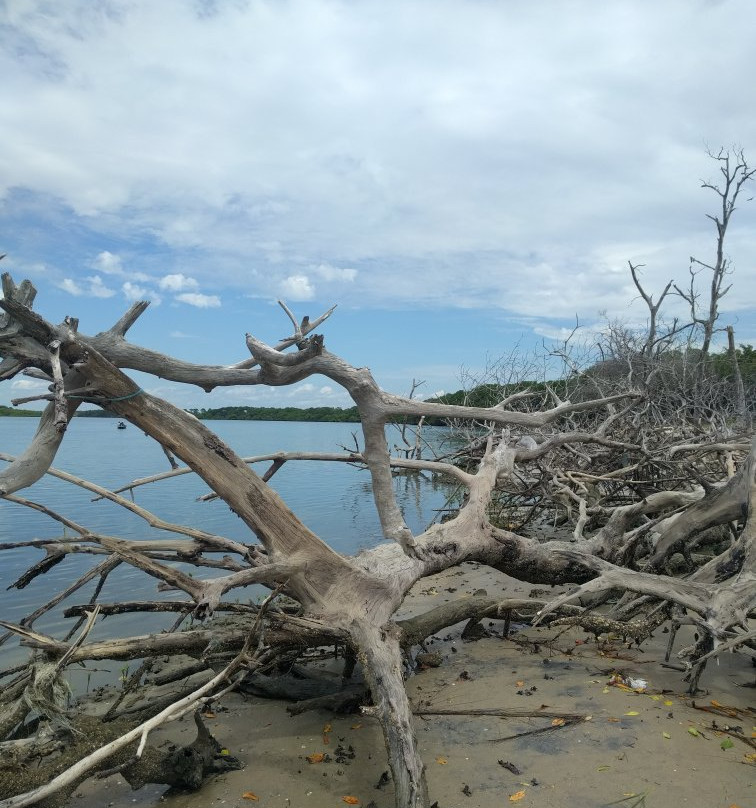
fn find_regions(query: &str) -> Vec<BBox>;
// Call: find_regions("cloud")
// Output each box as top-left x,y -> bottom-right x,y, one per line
11,378 -> 49,391
279,275 -> 315,301
176,292 -> 221,307
123,281 -> 161,305
91,250 -> 122,274
1,0 -> 755,366
159,273 -> 199,292
59,275 -> 116,298
311,263 -> 357,283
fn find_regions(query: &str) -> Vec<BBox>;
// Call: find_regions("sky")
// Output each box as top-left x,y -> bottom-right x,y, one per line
1,0 -> 755,411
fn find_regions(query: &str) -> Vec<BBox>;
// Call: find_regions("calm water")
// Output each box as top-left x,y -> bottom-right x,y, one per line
0,417 -> 453,667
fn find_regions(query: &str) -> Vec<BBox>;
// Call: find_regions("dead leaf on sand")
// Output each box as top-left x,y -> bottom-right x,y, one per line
509,790 -> 526,802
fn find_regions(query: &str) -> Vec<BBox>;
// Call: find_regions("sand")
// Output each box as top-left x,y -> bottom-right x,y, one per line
68,563 -> 754,808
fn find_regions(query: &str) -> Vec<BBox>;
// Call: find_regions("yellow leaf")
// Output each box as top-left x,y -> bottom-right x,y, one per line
663,732 -> 671,739
323,723 -> 332,733
624,711 -> 639,716
435,756 -> 448,765
551,718 -> 566,726
602,687 -> 610,694
663,700 -> 674,706
242,793 -> 259,801
650,695 -> 661,701
509,790 -> 526,802
306,753 -> 326,763
342,797 -> 360,805
516,680 -> 525,687
220,748 -> 230,755
687,727 -> 699,737
351,723 -> 362,730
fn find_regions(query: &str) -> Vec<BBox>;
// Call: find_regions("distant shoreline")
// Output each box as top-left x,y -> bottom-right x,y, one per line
0,404 -> 407,424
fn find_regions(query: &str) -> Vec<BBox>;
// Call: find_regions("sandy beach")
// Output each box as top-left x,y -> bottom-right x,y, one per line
69,563 -> 754,808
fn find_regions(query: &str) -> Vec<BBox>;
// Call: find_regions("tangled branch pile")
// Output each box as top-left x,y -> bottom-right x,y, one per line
0,149 -> 754,808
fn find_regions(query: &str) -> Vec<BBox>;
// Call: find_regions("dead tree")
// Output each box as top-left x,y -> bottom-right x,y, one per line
0,267 -> 754,808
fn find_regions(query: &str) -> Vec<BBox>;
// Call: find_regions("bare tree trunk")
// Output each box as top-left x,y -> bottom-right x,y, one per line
352,621 -> 429,808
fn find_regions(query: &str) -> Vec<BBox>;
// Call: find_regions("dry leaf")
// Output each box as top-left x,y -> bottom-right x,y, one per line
551,718 -> 566,727
509,790 -> 526,802
662,732 -> 671,739
323,723 -> 332,733
687,727 -> 700,737
351,723 -> 362,730
607,717 -> 620,723
435,756 -> 448,765
516,680 -> 525,687
306,753 -> 326,764
241,793 -> 259,801
663,700 -> 674,706
203,711 -> 216,718
342,797 -> 360,805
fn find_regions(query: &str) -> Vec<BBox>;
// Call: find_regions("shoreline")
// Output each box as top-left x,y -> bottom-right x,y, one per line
61,562 -> 755,808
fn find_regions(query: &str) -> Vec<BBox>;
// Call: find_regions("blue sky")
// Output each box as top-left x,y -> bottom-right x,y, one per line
1,0 -> 755,411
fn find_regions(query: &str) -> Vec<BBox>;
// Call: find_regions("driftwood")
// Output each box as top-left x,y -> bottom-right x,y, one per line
1,182 -> 755,808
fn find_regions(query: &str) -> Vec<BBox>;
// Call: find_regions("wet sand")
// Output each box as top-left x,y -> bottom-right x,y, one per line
71,563 -> 754,808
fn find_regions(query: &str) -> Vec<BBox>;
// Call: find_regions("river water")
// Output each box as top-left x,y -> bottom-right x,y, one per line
0,417 -> 455,668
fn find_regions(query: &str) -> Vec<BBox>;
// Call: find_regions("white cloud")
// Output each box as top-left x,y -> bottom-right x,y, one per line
123,281 -> 161,305
92,250 -> 122,274
176,292 -> 221,308
59,278 -> 84,296
1,0 -> 755,353
11,378 -> 48,391
159,273 -> 199,292
59,275 -> 116,298
311,263 -> 357,283
279,275 -> 315,301
170,330 -> 195,338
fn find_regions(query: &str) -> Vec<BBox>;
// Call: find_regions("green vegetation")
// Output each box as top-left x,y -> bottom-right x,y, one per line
711,343 -> 756,386
0,405 -> 41,417
186,405 -> 362,422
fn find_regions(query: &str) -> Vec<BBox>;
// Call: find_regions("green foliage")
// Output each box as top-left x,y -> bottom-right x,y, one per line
710,343 -> 756,384
0,405 -> 41,417
186,405 -> 362,423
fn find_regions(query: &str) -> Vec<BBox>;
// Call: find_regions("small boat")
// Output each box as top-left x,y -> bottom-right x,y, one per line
117,421 -> 127,430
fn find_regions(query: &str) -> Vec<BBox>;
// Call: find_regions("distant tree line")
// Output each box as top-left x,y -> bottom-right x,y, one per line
0,404 -> 40,417
186,405 -> 362,422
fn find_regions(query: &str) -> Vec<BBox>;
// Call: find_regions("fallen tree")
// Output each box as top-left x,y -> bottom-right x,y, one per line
0,151 -> 754,808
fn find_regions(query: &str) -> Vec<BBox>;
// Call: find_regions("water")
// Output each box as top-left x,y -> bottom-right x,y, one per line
0,417 -> 454,669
